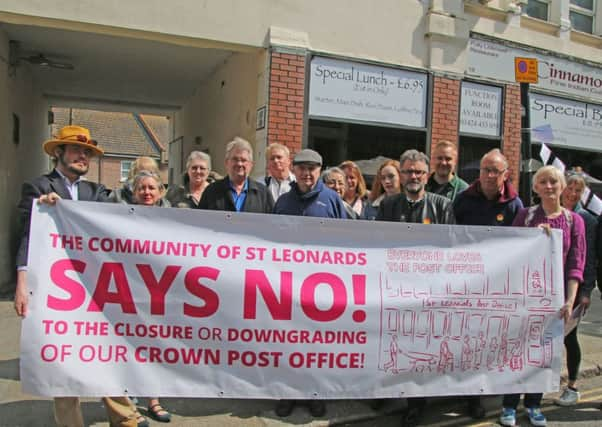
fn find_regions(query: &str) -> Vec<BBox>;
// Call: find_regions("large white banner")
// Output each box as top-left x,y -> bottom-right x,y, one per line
22,201 -> 565,398
467,37 -> 602,103
308,56 -> 428,128
530,92 -> 602,152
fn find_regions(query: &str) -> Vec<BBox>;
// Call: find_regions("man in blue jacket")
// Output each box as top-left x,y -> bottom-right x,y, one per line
273,149 -> 348,219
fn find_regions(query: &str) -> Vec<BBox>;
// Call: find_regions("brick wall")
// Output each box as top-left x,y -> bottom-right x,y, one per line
267,51 -> 306,155
502,84 -> 522,187
430,76 -> 460,161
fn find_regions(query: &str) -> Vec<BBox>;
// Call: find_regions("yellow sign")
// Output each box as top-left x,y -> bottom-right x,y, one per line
514,57 -> 538,83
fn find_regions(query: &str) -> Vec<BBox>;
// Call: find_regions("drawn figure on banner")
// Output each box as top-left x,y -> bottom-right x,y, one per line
383,334 -> 401,373
509,340 -> 524,371
437,337 -> 454,373
473,332 -> 486,370
497,333 -> 509,371
487,337 -> 498,370
461,335 -> 473,371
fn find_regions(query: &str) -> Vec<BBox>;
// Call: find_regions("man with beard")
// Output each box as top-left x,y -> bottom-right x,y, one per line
377,149 -> 455,224
376,149 -> 454,427
425,140 -> 468,201
14,126 -> 142,427
264,143 -> 295,202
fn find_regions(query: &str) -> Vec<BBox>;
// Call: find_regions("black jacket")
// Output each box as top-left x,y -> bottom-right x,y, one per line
376,192 -> 455,224
16,169 -> 110,266
199,177 -> 274,213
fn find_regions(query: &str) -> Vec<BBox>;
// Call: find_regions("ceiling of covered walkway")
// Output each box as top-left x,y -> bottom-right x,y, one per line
1,22 -> 247,111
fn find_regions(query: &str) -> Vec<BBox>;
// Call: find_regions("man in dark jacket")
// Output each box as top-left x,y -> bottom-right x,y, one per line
453,149 -> 523,226
377,149 -> 455,224
273,149 -> 348,219
375,149 -> 454,427
14,125 -> 140,427
200,137 -> 273,213
451,148 -> 523,420
272,149 -> 346,419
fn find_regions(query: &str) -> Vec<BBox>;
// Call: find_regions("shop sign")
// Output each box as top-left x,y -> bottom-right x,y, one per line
309,56 -> 428,128
459,82 -> 502,137
530,92 -> 602,152
467,38 -> 602,103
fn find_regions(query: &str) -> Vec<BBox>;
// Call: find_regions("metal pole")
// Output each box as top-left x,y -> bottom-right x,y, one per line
520,82 -> 532,205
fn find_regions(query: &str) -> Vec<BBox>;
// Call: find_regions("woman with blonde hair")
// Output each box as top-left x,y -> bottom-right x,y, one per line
554,172 -> 598,406
499,166 -> 585,427
339,160 -> 368,218
363,159 -> 401,220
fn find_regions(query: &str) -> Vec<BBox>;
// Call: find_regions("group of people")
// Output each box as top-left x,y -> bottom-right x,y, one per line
13,125 -> 602,427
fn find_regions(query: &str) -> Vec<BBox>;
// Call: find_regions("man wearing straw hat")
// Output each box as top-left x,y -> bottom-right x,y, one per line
14,126 -> 142,427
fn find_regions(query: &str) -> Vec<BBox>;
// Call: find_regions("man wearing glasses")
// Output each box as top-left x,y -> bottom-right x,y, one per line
375,149 -> 455,426
453,149 -> 523,227
200,137 -> 274,213
451,148 -> 523,420
376,149 -> 454,225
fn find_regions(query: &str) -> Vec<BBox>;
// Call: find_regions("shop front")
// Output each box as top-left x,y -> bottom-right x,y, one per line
306,56 -> 429,172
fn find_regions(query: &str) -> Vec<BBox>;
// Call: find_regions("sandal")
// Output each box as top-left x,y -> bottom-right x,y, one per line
147,403 -> 171,423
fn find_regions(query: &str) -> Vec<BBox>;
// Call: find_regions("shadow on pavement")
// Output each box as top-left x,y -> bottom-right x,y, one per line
0,358 -> 19,381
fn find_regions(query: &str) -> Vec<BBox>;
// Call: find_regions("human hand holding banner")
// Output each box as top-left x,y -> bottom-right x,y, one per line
21,201 -> 564,398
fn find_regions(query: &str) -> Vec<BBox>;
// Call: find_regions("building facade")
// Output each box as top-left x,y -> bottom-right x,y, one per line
0,0 -> 601,291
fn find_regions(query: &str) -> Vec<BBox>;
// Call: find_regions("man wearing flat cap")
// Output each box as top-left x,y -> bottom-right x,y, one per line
273,149 -> 348,219
14,126 -> 142,427
272,148 -> 347,419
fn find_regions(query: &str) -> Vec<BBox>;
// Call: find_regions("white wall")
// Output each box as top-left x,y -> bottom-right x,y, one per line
0,30 -> 49,293
175,51 -> 262,179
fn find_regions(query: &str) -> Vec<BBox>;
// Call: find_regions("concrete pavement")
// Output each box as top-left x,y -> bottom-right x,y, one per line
0,291 -> 601,427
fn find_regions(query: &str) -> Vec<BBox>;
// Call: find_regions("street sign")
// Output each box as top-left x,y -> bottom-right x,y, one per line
515,57 -> 538,83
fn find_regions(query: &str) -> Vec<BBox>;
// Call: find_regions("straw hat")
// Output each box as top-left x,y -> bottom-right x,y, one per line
43,125 -> 104,157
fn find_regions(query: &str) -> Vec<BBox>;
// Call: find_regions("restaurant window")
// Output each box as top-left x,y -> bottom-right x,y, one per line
525,0 -> 551,21
570,0 -> 595,33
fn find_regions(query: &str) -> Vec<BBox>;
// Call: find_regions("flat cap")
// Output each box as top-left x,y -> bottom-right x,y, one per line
293,149 -> 322,166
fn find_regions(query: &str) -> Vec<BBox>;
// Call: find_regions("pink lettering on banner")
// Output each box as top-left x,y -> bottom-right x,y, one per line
301,273 -> 347,322
183,266 -> 220,317
87,263 -> 136,313
40,344 -> 72,362
137,264 -> 182,315
243,270 -> 293,320
48,259 -> 87,311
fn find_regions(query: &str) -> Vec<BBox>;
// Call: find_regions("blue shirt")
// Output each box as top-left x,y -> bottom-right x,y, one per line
229,178 -> 249,212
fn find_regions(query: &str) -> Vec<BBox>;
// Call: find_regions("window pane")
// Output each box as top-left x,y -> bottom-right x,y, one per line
570,0 -> 594,11
570,11 -> 593,33
526,1 -> 549,21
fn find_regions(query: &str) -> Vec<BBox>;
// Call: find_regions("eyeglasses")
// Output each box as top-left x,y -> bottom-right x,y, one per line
400,169 -> 427,177
480,167 -> 506,177
229,157 -> 251,164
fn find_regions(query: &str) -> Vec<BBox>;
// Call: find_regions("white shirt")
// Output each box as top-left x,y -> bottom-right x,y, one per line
55,168 -> 86,200
267,174 -> 295,202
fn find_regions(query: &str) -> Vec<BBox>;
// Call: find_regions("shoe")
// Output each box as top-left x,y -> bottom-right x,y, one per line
526,407 -> 547,427
275,400 -> 295,417
468,400 -> 486,419
147,404 -> 171,423
400,406 -> 423,427
499,407 -> 516,427
308,400 -> 326,417
555,387 -> 580,406
136,415 -> 149,427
